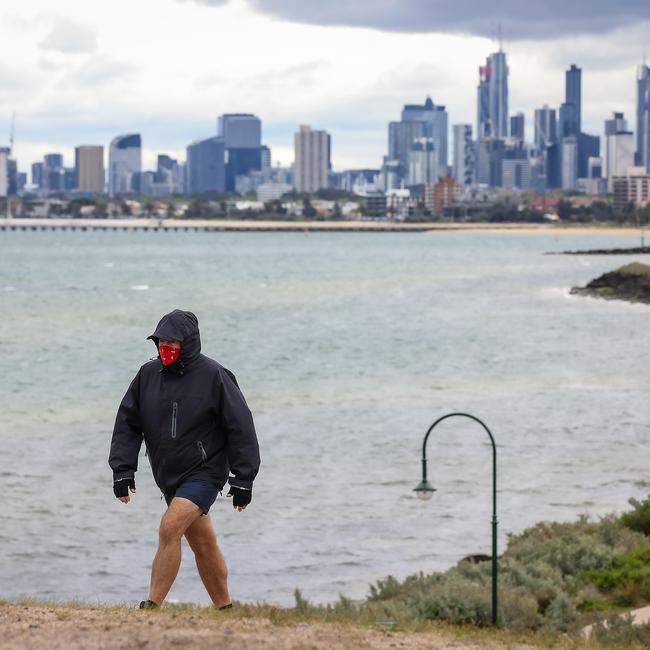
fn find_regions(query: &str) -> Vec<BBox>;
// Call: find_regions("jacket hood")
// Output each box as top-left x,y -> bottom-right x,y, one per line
148,310 -> 201,364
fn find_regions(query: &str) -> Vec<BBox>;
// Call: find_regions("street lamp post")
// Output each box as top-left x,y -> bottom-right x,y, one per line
413,412 -> 498,626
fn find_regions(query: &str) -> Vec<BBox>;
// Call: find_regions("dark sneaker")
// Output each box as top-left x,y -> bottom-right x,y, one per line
139,600 -> 159,609
218,603 -> 233,610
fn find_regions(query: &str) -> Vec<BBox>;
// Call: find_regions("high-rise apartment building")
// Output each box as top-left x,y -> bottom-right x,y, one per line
108,134 -> 141,196
75,145 -> 104,194
561,136 -> 579,190
293,125 -> 330,193
186,137 -> 225,195
565,64 -> 582,133
452,124 -> 475,188
604,112 -> 635,191
477,50 -> 509,139
637,64 -> 650,170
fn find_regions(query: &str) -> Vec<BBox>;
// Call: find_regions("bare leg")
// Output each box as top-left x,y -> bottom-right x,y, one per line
185,514 -> 231,608
148,497 -> 202,605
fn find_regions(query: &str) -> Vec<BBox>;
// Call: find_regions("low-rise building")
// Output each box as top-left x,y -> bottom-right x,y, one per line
613,166 -> 650,213
425,175 -> 460,215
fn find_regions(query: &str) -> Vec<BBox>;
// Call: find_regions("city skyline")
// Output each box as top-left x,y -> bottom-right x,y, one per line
1,0 -> 648,172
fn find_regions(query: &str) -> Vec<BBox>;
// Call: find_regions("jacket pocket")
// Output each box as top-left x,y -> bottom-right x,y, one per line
171,402 -> 178,439
197,440 -> 207,464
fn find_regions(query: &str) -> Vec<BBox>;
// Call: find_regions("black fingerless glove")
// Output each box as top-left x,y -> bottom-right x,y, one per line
227,485 -> 252,508
113,477 -> 135,498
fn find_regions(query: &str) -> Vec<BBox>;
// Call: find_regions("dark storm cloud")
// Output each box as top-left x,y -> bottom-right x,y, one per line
201,0 -> 650,39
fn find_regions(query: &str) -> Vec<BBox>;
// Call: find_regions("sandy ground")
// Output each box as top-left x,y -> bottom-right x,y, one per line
0,603 -> 537,650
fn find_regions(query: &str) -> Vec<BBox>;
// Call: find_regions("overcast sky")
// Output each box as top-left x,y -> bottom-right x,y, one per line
1,0 -> 648,173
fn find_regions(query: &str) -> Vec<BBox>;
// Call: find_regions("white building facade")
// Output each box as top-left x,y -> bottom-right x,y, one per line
293,125 -> 330,193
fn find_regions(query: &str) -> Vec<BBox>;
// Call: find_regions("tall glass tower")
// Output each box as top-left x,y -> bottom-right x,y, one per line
477,50 -> 509,139
488,50 -> 509,138
565,64 -> 582,133
636,64 -> 650,169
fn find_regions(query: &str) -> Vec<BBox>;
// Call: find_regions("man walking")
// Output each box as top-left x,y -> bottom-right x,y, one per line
109,309 -> 260,609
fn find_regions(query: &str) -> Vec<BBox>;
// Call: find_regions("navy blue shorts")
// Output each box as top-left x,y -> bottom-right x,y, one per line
164,479 -> 220,515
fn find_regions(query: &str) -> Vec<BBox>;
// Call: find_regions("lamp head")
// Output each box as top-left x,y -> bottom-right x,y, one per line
413,480 -> 436,501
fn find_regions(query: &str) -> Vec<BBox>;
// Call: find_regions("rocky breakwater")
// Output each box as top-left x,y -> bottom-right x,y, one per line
571,262 -> 650,304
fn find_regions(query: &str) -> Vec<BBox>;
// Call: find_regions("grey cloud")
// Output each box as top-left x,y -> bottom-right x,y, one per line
39,18 -> 97,54
244,0 -> 650,39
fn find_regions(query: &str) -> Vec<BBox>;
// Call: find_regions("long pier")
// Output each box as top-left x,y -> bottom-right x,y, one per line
0,218 -> 573,234
0,217 -> 443,233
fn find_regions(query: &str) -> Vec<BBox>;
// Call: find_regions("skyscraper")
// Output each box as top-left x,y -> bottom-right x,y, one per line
534,106 -> 557,150
452,124 -> 475,188
108,134 -> 141,197
477,64 -> 491,139
401,97 -> 448,171
637,64 -> 650,170
565,64 -> 582,133
75,145 -> 104,194
603,112 -> 634,191
293,125 -> 330,193
31,162 -> 44,188
489,50 -> 509,138
186,137 -> 225,195
43,153 -> 64,193
0,149 -> 7,199
407,137 -> 438,186
605,112 -> 628,135
388,120 -> 427,176
477,50 -> 509,139
510,112 -> 525,142
217,113 -> 262,192
561,136 -> 578,190
559,102 -> 579,138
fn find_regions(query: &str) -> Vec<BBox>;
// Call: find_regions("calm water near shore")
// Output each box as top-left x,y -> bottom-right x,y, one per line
1,229 -> 650,606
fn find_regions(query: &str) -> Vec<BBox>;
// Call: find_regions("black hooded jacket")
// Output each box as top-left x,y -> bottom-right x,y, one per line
109,310 -> 260,495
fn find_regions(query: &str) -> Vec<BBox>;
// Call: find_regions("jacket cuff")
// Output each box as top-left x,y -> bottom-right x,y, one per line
228,476 -> 252,490
113,470 -> 135,483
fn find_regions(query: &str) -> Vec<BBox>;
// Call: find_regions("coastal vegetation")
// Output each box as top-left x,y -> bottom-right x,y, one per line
571,263 -> 650,304
4,498 -> 650,647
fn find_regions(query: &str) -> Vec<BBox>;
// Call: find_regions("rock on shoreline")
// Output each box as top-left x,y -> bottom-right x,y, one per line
571,262 -> 650,304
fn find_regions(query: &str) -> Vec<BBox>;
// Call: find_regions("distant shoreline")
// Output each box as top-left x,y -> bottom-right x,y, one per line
0,217 -> 647,236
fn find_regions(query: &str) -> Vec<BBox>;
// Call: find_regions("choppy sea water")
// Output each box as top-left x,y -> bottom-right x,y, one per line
1,229 -> 650,606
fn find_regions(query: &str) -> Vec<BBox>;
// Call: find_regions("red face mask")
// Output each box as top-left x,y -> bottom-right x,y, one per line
159,343 -> 181,366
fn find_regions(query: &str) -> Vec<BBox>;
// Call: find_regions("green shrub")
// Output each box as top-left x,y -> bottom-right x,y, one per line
585,544 -> 650,606
620,496 -> 650,536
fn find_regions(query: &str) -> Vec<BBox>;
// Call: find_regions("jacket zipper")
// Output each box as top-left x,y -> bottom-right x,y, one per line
171,402 -> 178,439
197,440 -> 207,462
